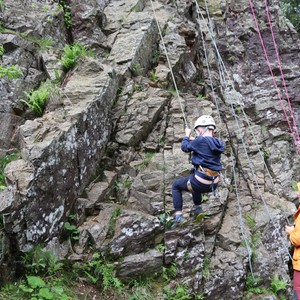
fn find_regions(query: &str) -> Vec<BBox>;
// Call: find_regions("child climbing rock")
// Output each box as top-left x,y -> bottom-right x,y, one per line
172,115 -> 224,227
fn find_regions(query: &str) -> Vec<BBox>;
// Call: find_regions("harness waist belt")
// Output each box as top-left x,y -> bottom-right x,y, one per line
198,166 -> 219,177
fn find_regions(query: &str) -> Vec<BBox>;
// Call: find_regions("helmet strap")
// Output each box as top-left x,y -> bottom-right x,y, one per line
201,127 -> 208,136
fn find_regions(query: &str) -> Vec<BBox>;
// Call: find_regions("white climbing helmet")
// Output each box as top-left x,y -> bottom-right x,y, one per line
194,115 -> 216,130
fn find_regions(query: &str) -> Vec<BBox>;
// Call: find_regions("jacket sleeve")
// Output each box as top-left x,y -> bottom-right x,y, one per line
181,136 -> 190,152
289,228 -> 300,246
181,136 -> 198,153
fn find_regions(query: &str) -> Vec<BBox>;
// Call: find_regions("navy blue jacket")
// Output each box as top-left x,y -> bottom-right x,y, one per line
181,135 -> 224,171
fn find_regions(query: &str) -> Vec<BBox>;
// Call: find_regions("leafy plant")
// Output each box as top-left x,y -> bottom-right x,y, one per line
22,245 -> 63,276
202,257 -> 211,280
270,274 -> 287,295
64,221 -> 80,241
162,263 -> 177,283
83,252 -> 123,292
17,275 -> 69,299
133,83 -> 144,92
136,152 -> 155,171
63,10 -> 72,29
33,37 -> 54,52
131,63 -> 143,76
162,284 -> 192,300
0,0 -> 4,12
158,211 -> 172,228
0,65 -> 23,79
197,94 -> 207,101
245,275 -> 266,294
151,49 -> 160,65
60,43 -> 89,71
292,180 -> 299,191
262,147 -> 269,159
57,2 -> 72,29
0,150 -> 21,190
281,0 -> 300,34
149,70 -> 158,82
21,81 -> 52,116
245,214 -> 256,229
228,55 -> 235,64
106,207 -> 121,238
0,44 -> 4,58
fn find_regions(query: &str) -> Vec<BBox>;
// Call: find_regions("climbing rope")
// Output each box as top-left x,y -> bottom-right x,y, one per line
195,0 -> 257,272
149,0 -> 189,129
248,0 -> 300,154
195,0 -> 292,263
195,5 -> 221,124
231,152 -> 254,276
264,0 -> 300,146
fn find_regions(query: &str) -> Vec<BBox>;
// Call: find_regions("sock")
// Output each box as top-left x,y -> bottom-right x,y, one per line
175,211 -> 182,216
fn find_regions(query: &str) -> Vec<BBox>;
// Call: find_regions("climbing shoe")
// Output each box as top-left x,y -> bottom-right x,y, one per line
192,206 -> 206,223
194,206 -> 204,215
171,214 -> 187,228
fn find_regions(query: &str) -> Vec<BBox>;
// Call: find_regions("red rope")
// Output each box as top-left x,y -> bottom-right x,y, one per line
264,0 -> 300,143
248,0 -> 300,153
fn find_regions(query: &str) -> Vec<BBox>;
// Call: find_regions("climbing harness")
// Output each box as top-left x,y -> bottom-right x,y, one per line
187,179 -> 193,192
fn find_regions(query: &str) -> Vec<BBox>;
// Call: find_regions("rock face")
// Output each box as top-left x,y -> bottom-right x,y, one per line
0,0 -> 300,298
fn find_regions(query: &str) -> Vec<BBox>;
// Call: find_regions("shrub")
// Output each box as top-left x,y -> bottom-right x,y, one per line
21,81 -> 53,116
60,43 -> 89,71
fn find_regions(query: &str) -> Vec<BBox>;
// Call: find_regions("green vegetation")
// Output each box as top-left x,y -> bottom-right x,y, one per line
0,0 -> 4,12
228,55 -> 235,64
0,150 -> 21,190
245,275 -> 266,294
245,214 -> 256,229
151,49 -> 160,65
292,180 -> 299,191
196,93 -> 207,101
136,152 -> 155,171
245,273 -> 287,297
202,257 -> 211,280
32,37 -> 54,52
106,207 -> 121,238
64,221 -> 80,241
57,2 -> 73,29
0,44 -> 4,57
78,252 -> 123,292
21,81 -> 53,116
162,263 -> 177,283
270,274 -> 287,295
158,211 -> 173,228
0,65 -> 23,79
133,83 -> 144,92
131,63 -> 143,76
280,0 -> 300,33
60,43 -> 91,71
0,246 -> 73,299
149,70 -> 158,82
162,283 -> 203,300
262,147 -> 270,159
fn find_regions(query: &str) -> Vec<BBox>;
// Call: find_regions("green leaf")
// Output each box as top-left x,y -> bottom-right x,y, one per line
64,221 -> 77,231
27,275 -> 46,288
39,287 -> 54,299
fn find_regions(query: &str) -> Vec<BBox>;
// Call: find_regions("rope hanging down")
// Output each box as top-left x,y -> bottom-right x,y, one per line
248,0 -> 300,154
195,0 -> 292,263
150,0 -> 189,129
264,0 -> 300,146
